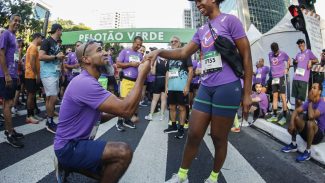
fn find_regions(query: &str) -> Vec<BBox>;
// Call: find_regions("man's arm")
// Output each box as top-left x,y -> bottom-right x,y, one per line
100,113 -> 117,124
308,103 -> 321,120
184,66 -> 193,96
116,60 -> 139,69
0,49 -> 9,76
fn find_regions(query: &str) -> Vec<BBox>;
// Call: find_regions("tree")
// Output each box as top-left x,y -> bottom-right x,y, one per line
0,0 -> 43,41
48,18 -> 91,32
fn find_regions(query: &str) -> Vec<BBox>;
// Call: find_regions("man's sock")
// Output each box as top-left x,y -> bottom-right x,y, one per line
177,168 -> 188,180
208,170 -> 219,182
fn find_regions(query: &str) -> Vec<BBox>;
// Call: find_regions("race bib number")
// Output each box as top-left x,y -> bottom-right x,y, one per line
55,65 -> 61,71
89,121 -> 100,140
272,78 -> 280,85
256,74 -> 262,79
129,55 -> 140,63
295,68 -> 305,76
169,70 -> 179,78
201,51 -> 222,75
72,68 -> 81,74
14,52 -> 19,63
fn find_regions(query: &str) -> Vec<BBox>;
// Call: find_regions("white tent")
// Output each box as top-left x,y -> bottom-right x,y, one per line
248,12 -> 305,68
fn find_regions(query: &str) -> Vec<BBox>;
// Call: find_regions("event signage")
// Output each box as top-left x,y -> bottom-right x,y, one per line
61,28 -> 196,45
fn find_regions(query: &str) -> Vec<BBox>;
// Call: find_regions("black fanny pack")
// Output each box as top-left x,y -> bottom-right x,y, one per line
208,22 -> 244,78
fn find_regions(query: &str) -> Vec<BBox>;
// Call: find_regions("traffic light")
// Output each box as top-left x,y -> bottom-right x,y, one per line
288,5 -> 306,32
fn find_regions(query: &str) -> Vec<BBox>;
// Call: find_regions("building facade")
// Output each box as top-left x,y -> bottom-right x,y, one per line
183,9 -> 192,28
189,0 -> 291,33
98,12 -> 135,29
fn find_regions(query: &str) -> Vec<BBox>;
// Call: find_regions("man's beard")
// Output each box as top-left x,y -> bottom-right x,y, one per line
96,63 -> 114,76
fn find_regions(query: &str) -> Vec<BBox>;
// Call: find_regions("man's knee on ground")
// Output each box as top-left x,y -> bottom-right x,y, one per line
102,142 -> 133,164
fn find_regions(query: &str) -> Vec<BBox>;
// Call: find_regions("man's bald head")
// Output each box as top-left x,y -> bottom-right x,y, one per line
76,43 -> 86,63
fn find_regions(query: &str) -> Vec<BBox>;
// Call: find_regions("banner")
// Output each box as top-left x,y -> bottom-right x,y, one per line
302,10 -> 323,59
61,28 -> 196,45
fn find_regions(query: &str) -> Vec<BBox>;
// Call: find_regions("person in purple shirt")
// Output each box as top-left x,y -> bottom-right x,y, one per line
148,1 -> 252,182
250,83 -> 269,121
54,40 -> 151,183
292,39 -> 318,108
267,42 -> 291,126
253,58 -> 269,86
281,82 -> 325,162
116,36 -> 143,131
0,14 -> 24,148
64,41 -> 82,83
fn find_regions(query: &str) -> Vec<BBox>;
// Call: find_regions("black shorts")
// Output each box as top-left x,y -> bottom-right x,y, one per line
271,76 -> 286,94
0,77 -> 18,100
292,80 -> 308,101
299,121 -> 324,145
153,77 -> 165,94
25,78 -> 37,93
190,83 -> 200,92
168,91 -> 188,105
146,81 -> 154,93
107,76 -> 117,87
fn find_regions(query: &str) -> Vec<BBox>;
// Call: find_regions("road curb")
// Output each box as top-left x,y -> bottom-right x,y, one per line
253,118 -> 325,165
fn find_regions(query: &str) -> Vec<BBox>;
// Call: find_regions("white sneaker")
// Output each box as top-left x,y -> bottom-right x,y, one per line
11,107 -> 18,114
165,174 -> 188,183
145,113 -> 153,121
204,178 -> 218,183
159,113 -> 165,121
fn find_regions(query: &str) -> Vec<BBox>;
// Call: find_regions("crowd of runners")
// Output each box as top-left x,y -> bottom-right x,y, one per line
1,0 -> 325,183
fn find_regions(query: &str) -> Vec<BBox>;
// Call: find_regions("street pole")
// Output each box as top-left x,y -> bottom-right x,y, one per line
42,10 -> 50,37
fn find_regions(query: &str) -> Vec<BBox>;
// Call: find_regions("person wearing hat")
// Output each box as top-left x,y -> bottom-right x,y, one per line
0,14 -> 24,148
25,33 -> 44,124
39,23 -> 65,134
292,39 -> 318,109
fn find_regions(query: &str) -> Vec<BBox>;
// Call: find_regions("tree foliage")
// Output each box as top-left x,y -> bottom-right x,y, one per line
49,18 -> 91,32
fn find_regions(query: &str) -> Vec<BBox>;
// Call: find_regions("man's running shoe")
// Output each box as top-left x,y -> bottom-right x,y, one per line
231,127 -> 240,133
123,119 -> 136,129
46,121 -> 57,134
281,143 -> 298,153
165,174 -> 188,183
116,120 -> 126,132
145,113 -> 153,121
4,132 -> 24,148
277,117 -> 287,126
296,150 -> 311,162
26,116 -> 39,124
175,129 -> 184,139
139,100 -> 148,107
7,129 -> 24,139
164,125 -> 178,133
267,115 -> 278,122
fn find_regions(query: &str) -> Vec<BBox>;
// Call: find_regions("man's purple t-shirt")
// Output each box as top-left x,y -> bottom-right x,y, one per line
192,13 -> 246,87
65,52 -> 79,81
254,66 -> 269,85
191,60 -> 200,84
251,92 -> 268,114
118,48 -> 143,79
302,100 -> 325,133
0,30 -> 18,78
54,70 -> 111,150
294,49 -> 317,82
269,51 -> 289,78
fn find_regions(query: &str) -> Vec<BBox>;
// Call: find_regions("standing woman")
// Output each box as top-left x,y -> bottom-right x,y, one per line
148,0 -> 252,182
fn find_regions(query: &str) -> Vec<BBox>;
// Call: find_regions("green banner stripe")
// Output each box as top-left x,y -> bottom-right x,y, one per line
61,28 -> 196,45
212,104 -> 239,109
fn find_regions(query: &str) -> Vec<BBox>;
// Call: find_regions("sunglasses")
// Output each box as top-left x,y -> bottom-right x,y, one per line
83,39 -> 101,56
170,40 -> 179,43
